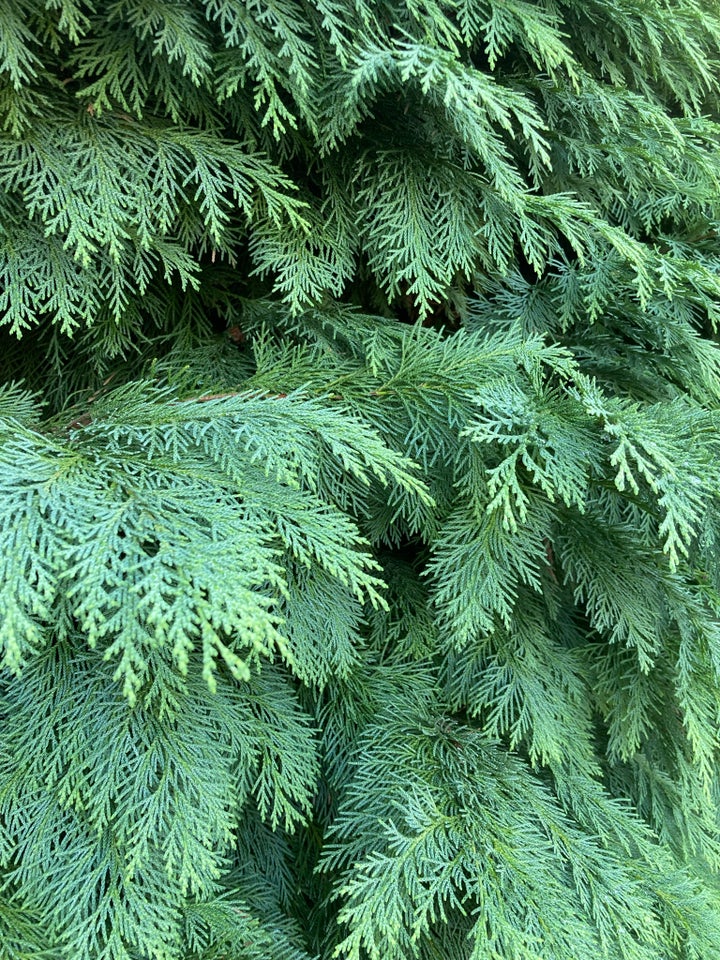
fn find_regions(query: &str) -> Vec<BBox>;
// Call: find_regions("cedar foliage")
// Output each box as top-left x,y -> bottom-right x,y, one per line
2,0 -> 720,957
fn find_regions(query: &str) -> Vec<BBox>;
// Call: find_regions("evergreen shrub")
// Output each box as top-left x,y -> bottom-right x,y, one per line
2,1 -> 720,957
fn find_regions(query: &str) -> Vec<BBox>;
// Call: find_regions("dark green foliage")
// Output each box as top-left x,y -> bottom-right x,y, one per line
2,0 -> 720,957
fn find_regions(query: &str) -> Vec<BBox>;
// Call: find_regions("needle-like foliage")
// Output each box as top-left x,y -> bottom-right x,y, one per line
2,0 -> 720,957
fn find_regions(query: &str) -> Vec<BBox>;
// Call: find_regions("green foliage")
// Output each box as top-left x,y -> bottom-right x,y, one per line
2,0 -> 720,957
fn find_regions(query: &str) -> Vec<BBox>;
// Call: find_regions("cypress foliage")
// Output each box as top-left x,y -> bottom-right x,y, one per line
2,0 -> 720,956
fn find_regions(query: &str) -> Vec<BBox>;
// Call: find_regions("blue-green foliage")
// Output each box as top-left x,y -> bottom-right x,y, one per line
2,1 -> 720,957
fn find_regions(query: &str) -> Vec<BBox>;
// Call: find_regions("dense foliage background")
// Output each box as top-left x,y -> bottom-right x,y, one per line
3,1 -> 720,957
